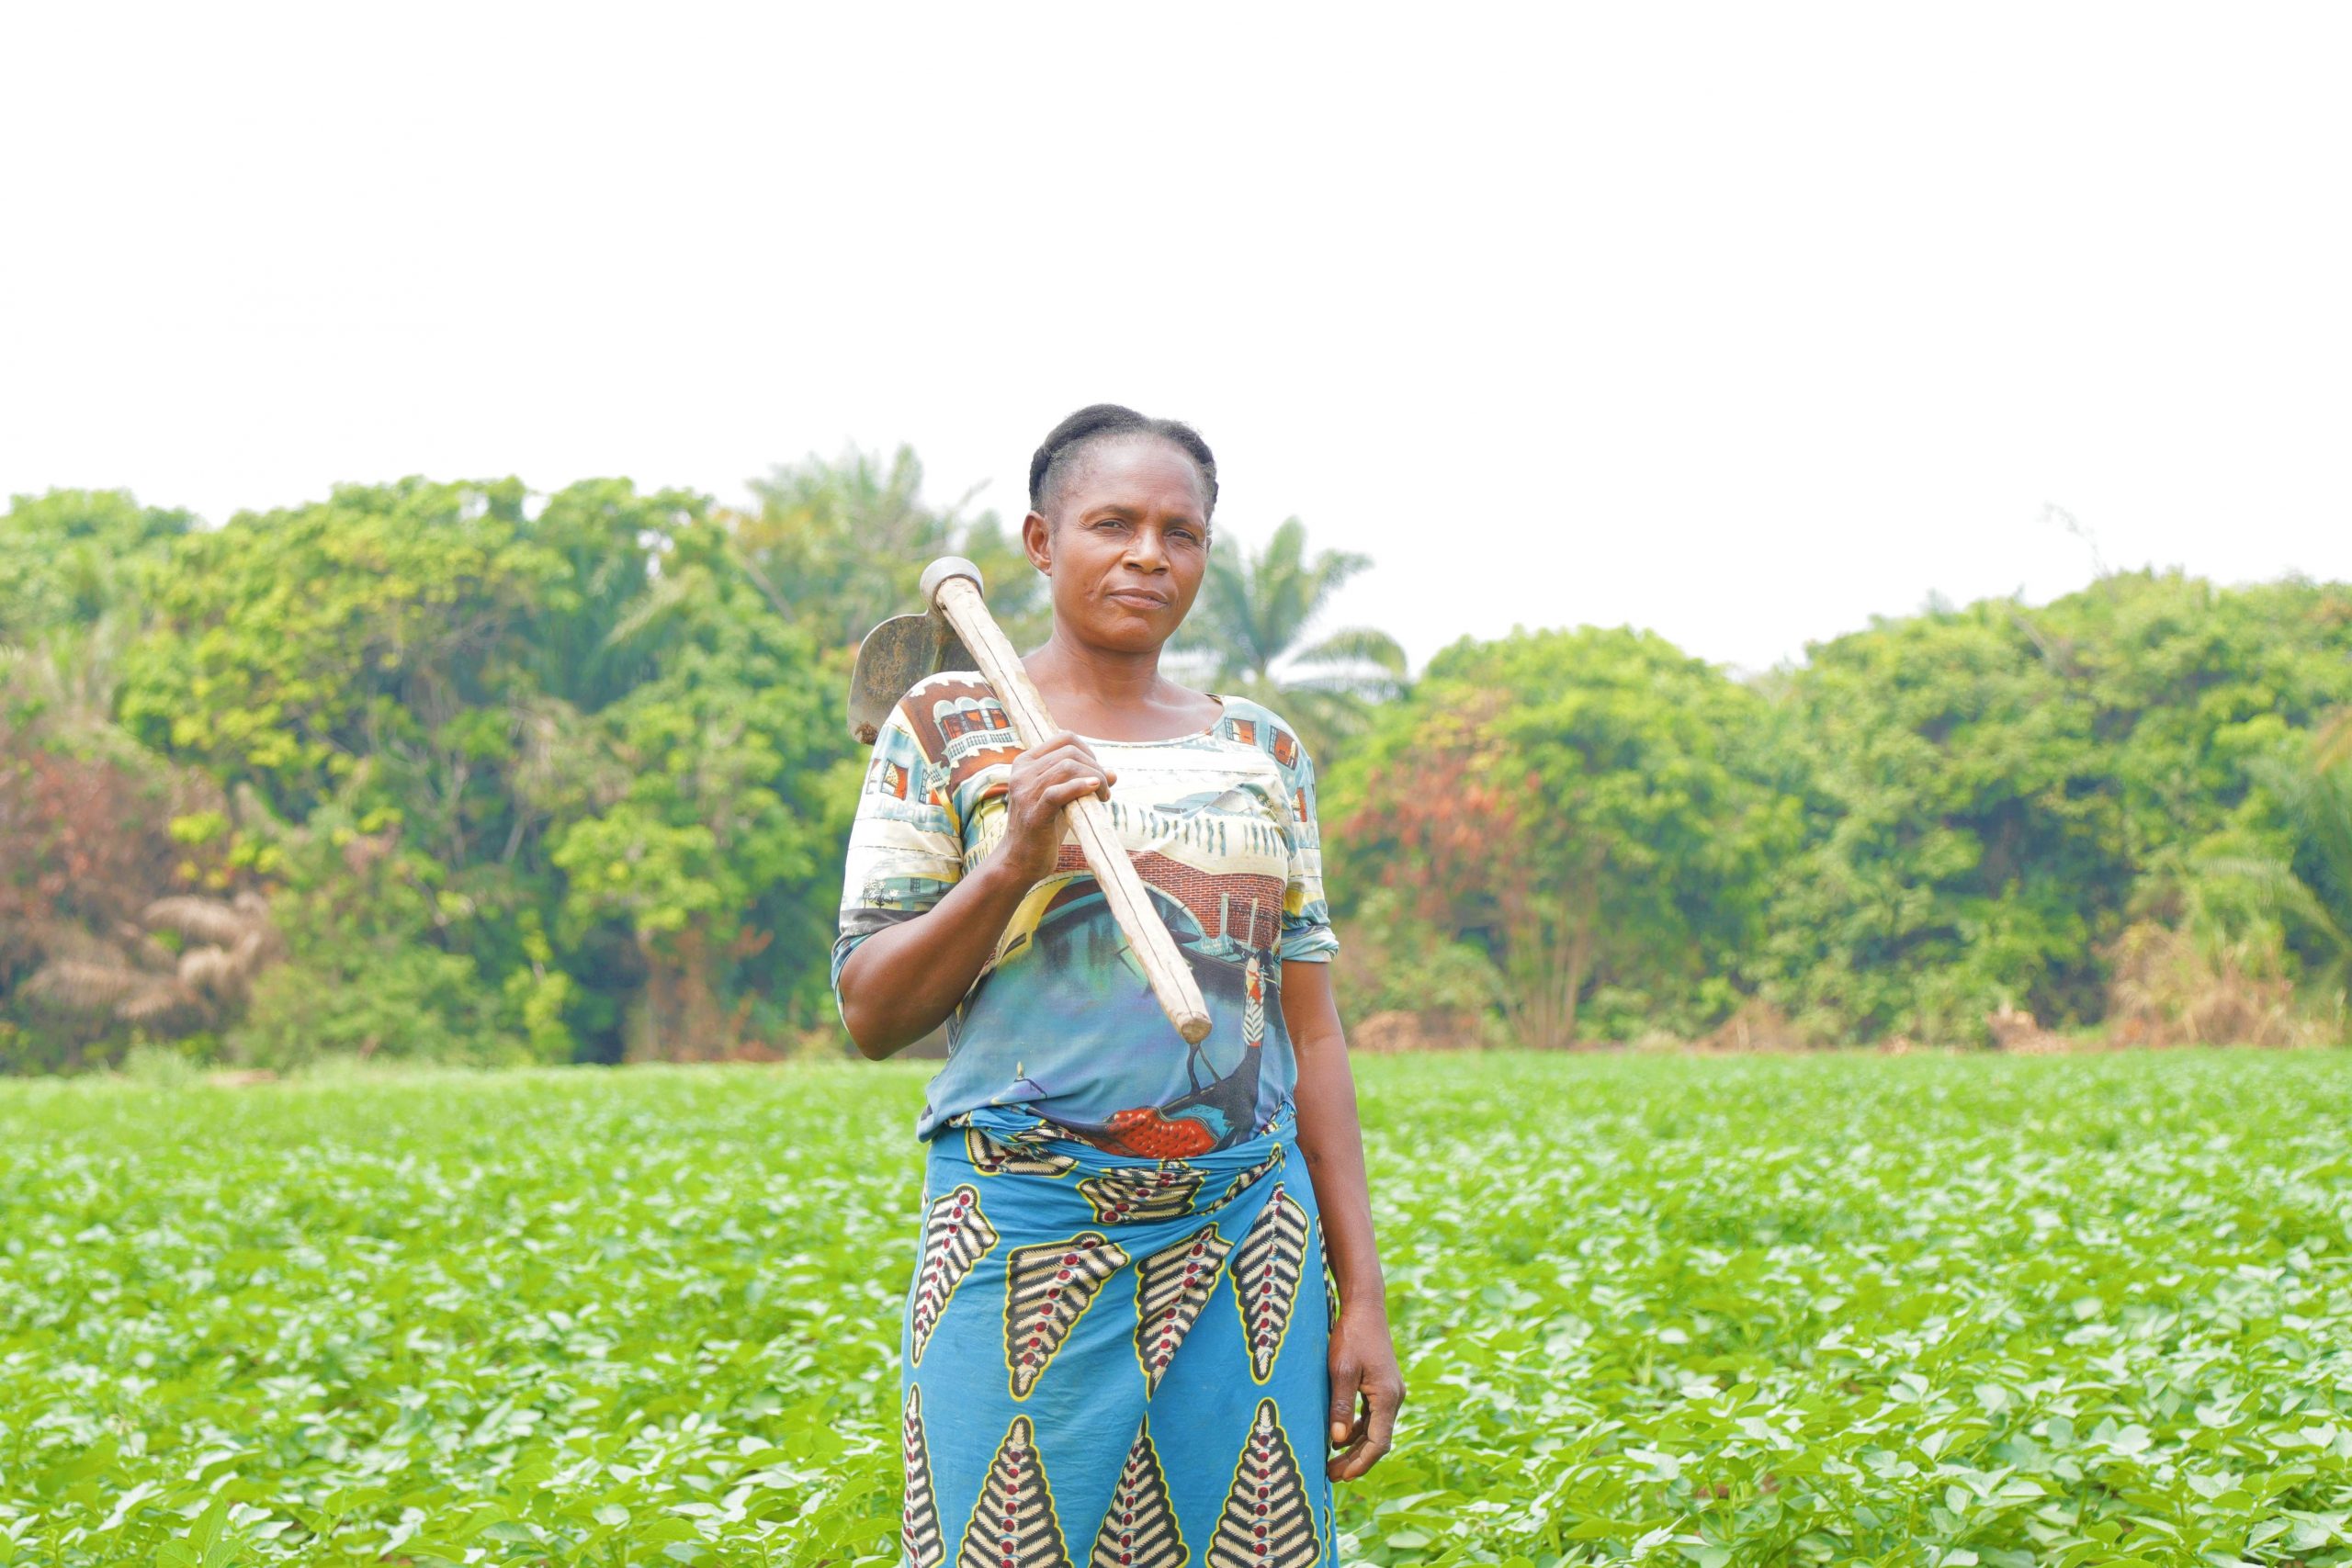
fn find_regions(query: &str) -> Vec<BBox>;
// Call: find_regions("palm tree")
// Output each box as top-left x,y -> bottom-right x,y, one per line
20,893 -> 283,1036
2183,707 -> 2352,1014
2267,709 -> 2352,1000
1173,517 -> 1408,756
7,610 -> 144,734
726,446 -> 1044,653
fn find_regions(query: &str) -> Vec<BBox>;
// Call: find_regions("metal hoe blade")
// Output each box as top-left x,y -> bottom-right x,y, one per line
846,610 -> 975,744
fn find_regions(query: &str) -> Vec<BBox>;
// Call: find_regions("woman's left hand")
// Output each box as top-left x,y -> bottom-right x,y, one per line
1326,1302 -> 1405,1480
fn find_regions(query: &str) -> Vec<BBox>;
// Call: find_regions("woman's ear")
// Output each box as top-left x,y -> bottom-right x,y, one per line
1022,510 -> 1053,574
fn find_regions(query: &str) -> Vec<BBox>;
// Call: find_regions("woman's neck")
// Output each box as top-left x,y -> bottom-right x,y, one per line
1023,633 -> 1216,741
1023,633 -> 1165,713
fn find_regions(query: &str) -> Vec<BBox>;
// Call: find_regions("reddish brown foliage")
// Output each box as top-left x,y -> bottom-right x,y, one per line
0,732 -> 236,1008
1339,691 -> 1532,939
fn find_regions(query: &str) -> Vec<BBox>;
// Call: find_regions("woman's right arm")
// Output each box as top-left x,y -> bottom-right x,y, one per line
838,729 -> 1115,1059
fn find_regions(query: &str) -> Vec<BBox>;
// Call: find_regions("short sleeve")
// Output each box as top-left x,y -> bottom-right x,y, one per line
1274,724 -> 1340,964
830,699 -> 965,1006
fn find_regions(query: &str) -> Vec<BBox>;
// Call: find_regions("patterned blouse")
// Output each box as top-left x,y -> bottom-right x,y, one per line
831,671 -> 1340,1153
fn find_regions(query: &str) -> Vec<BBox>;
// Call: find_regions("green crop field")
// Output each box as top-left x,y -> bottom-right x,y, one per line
3,1051 -> 2348,1567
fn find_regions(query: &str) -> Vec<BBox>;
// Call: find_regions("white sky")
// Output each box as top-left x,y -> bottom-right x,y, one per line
4,4 -> 2347,677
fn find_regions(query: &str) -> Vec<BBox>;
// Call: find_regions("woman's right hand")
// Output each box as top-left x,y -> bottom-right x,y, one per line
993,730 -> 1115,885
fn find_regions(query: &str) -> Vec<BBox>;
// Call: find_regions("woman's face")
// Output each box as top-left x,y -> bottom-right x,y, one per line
1023,436 -> 1212,655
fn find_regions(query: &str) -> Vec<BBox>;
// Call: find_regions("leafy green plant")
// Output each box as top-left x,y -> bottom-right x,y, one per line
115,1041 -> 204,1089
3,1052 -> 2346,1565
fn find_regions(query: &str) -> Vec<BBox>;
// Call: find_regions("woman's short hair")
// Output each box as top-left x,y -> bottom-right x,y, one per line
1027,404 -> 1219,520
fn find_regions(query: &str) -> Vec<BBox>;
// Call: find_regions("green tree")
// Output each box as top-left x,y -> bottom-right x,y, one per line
0,488 -> 195,643
117,476 -> 571,827
541,512 -> 854,1059
2031,570 -> 2352,862
2206,711 -> 2352,1005
2040,571 -> 2352,1039
112,477 -> 729,1065
1749,601 -> 2129,1044
1,490 -> 198,740
1173,516 -> 1407,756
1330,626 -> 1792,1047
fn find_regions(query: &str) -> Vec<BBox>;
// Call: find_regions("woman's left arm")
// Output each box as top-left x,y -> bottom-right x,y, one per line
1283,958 -> 1406,1481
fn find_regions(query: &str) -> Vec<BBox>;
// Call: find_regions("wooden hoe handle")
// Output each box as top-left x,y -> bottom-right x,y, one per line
921,558 -> 1214,1046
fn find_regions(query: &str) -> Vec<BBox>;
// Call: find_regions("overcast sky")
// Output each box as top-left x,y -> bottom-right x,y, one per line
5,5 -> 2347,677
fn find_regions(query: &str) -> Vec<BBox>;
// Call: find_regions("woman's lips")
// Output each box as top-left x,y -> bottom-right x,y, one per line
1106,590 -> 1170,607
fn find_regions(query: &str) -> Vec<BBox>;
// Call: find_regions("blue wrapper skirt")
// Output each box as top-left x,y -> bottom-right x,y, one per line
898,1100 -> 1338,1567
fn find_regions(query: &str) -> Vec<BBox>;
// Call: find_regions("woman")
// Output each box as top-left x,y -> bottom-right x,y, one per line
833,404 -> 1402,1567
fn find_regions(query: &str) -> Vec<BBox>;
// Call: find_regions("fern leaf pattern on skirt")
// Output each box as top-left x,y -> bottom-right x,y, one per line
911,1184 -> 998,1367
902,1385 -> 946,1568
956,1415 -> 1072,1568
1132,1221 -> 1233,1394
1234,1183 -> 1309,1382
1077,1165 -> 1204,1225
1004,1232 -> 1129,1398
1205,1399 -> 1320,1568
1086,1418 -> 1185,1568
967,1125 -> 1079,1178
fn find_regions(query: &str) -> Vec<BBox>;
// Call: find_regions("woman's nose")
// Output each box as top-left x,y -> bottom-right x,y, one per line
1125,527 -> 1169,570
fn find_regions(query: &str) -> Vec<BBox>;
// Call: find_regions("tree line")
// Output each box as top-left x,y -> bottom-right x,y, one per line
2,457 -> 2346,1072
